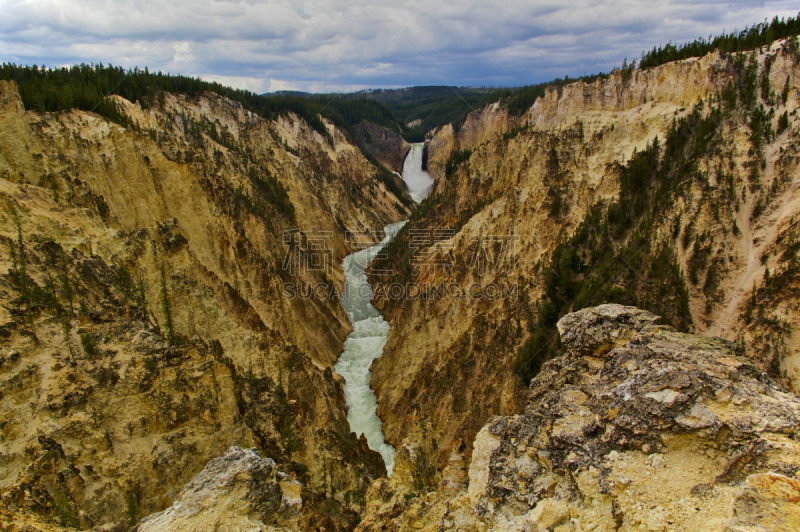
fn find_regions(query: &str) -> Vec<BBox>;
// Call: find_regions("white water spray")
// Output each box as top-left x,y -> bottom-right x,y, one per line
401,143 -> 434,203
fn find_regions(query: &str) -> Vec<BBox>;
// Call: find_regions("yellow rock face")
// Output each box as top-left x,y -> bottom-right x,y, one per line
358,305 -> 800,532
0,80 -> 405,529
370,43 -> 800,497
363,40 -> 800,532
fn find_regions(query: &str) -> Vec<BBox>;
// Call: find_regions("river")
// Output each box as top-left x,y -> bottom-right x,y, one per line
333,143 -> 431,476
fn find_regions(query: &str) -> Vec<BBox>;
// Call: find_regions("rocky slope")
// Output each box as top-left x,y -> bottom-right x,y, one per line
368,39 -> 800,496
0,80 -> 408,530
357,305 -> 800,531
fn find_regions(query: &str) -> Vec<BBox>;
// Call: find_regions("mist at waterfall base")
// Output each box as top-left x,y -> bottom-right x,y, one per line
333,222 -> 406,475
402,143 -> 434,203
333,145 -> 432,476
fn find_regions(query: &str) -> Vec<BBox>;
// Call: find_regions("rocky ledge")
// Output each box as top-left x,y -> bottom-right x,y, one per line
132,447 -> 302,532
357,304 -> 800,531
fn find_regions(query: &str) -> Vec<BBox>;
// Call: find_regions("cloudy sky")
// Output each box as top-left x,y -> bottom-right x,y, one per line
0,1 -> 797,93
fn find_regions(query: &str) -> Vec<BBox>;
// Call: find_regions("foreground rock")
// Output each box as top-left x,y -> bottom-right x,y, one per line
133,447 -> 301,532
358,304 -> 800,531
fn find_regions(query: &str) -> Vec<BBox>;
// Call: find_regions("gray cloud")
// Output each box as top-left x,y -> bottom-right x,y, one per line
0,0 -> 798,93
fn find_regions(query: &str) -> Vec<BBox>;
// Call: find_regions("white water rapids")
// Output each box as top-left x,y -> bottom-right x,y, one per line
333,221 -> 405,475
333,143 -> 431,476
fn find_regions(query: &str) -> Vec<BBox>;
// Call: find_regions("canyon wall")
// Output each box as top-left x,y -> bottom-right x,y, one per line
353,120 -> 411,174
369,39 -> 800,508
3,36 -> 800,532
0,80 -> 407,530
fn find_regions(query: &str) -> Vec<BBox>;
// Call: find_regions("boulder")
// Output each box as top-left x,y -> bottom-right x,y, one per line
133,447 -> 301,532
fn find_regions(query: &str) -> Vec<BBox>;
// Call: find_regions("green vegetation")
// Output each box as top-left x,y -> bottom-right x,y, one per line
782,76 -> 792,105
778,111 -> 790,134
52,488 -> 79,528
503,124 -> 530,141
514,34 -> 794,384
3,13 -> 798,149
492,74 -> 610,116
80,333 -> 97,357
135,271 -> 148,310
359,150 -> 415,208
233,166 -> 295,221
352,14 -> 800,134
355,86 -> 503,140
274,379 -> 302,454
95,366 -> 120,386
59,248 -> 75,316
378,167 -> 416,209
513,99 -> 733,383
125,497 -> 139,526
444,148 -> 474,178
177,111 -> 241,152
144,355 -> 157,373
116,266 -> 135,305
0,63 -> 401,142
6,220 -> 66,322
639,15 -> 800,69
313,95 -> 402,139
159,262 -> 177,346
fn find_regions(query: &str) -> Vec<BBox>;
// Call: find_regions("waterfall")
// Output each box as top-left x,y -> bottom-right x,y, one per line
401,143 -> 434,203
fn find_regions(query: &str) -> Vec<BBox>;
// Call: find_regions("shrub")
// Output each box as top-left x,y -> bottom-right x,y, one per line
80,333 -> 97,357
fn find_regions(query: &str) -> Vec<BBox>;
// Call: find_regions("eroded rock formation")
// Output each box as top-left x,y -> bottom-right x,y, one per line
357,305 -> 800,531
369,40 -> 800,486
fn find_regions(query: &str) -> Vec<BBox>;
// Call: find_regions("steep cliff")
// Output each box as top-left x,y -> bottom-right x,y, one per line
353,121 -> 411,174
369,39 -> 800,502
0,80 -> 407,530
3,29 -> 800,532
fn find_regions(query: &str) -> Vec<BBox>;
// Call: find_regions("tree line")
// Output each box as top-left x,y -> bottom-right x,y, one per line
0,62 -> 402,142
639,14 -> 800,69
2,13 -> 799,148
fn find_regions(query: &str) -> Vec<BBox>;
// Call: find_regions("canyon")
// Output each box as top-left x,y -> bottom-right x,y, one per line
1,33 -> 800,532
0,79 -> 407,530
334,220 -> 408,477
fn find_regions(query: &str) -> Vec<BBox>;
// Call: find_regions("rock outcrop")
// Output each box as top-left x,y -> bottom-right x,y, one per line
358,305 -> 800,531
426,102 -> 519,180
133,447 -> 300,532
